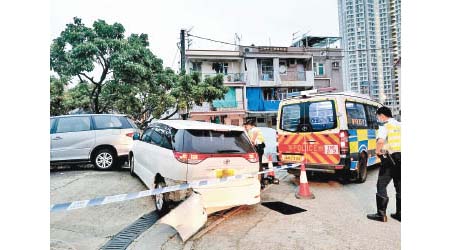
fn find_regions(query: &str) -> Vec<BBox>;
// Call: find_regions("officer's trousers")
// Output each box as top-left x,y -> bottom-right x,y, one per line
376,152 -> 401,199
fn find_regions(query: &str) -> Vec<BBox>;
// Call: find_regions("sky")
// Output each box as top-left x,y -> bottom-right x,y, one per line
50,0 -> 340,71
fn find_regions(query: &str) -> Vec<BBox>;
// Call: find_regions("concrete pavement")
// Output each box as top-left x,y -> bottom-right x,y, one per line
156,167 -> 400,250
50,166 -> 154,250
50,165 -> 400,250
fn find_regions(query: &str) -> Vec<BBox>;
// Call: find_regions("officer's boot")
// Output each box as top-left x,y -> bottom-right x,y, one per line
367,194 -> 388,222
390,194 -> 401,222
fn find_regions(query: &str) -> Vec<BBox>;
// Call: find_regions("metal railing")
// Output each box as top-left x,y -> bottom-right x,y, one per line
190,100 -> 244,112
259,71 -> 274,81
201,73 -> 246,82
258,70 -> 310,81
280,70 -> 307,81
214,100 -> 244,111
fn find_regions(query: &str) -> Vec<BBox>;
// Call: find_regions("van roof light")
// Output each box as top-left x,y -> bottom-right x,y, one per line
285,87 -> 337,100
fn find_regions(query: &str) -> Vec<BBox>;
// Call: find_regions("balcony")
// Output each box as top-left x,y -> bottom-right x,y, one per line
213,100 -> 244,111
201,73 -> 246,83
280,70 -> 307,81
191,101 -> 244,113
259,71 -> 274,81
255,70 -> 314,87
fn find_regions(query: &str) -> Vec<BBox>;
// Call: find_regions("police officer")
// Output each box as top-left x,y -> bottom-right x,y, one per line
244,118 -> 266,189
367,106 -> 401,222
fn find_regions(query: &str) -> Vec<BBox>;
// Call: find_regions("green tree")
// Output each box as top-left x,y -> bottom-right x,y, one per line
169,72 -> 228,120
64,81 -> 91,112
50,17 -> 228,125
50,76 -> 67,116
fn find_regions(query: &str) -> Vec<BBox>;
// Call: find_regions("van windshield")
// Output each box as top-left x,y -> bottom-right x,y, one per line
280,100 -> 337,132
181,129 -> 255,154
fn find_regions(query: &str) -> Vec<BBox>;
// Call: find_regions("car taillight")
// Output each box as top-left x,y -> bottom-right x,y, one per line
339,130 -> 349,154
126,132 -> 134,137
173,152 -> 259,164
173,152 -> 208,164
243,153 -> 259,163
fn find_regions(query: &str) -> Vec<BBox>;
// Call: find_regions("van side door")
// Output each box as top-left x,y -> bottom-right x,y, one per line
51,116 -> 95,161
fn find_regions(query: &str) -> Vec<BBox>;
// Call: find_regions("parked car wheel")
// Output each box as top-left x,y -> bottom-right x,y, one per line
356,152 -> 368,183
129,154 -> 136,176
93,149 -> 116,170
154,178 -> 170,216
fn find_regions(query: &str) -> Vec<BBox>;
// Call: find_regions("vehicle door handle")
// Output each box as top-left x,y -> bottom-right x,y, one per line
52,136 -> 62,140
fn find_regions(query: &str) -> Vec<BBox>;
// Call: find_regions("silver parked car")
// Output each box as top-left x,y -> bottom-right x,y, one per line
50,114 -> 139,170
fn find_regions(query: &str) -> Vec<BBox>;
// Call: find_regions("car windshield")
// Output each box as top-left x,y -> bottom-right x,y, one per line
281,100 -> 337,132
181,129 -> 255,154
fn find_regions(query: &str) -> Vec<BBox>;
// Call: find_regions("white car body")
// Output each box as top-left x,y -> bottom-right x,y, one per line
130,120 -> 261,214
50,114 -> 139,170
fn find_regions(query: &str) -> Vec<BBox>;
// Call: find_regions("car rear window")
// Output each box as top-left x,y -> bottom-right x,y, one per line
93,115 -> 134,129
181,129 -> 255,154
126,118 -> 139,129
281,100 -> 337,132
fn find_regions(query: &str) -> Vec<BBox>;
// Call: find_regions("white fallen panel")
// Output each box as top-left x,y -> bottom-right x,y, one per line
158,192 -> 207,242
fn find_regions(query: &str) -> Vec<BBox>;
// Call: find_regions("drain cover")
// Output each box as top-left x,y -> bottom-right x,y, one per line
261,201 -> 307,215
101,211 -> 159,250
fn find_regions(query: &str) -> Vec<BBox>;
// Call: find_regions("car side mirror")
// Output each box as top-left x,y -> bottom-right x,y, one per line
133,132 -> 140,140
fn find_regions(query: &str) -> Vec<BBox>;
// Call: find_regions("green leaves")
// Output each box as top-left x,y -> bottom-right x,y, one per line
50,17 -> 228,127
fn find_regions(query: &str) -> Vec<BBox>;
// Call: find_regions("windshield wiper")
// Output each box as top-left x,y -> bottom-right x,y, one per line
217,150 -> 241,153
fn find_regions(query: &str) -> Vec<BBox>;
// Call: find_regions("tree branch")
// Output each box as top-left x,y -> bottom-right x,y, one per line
79,73 -> 97,85
160,105 -> 178,120
96,56 -> 105,70
77,74 -> 84,83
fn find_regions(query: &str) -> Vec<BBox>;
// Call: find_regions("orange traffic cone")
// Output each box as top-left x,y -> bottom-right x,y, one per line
295,163 -> 315,199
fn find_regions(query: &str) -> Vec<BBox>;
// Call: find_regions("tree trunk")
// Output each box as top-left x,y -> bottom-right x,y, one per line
93,84 -> 102,113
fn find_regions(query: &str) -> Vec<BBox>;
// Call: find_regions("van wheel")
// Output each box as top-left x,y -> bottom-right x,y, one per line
93,149 -> 116,170
154,179 -> 170,216
356,153 -> 368,183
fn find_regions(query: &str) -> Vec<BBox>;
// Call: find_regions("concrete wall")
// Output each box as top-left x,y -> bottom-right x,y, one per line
187,60 -> 242,75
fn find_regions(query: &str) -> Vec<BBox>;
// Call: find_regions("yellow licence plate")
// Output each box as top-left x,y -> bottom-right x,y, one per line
215,169 -> 235,178
282,154 -> 304,162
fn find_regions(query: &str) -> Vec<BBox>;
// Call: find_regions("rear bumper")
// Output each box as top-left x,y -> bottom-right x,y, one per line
193,178 -> 260,214
115,144 -> 133,157
285,157 -> 350,174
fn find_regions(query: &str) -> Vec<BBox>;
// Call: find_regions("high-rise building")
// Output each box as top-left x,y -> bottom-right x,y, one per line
338,0 -> 401,117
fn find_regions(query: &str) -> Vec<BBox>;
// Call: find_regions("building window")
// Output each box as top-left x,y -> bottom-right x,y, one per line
191,62 -> 202,72
212,62 -> 228,74
314,62 -> 325,76
263,88 -> 279,101
332,62 -> 340,69
260,59 -> 274,80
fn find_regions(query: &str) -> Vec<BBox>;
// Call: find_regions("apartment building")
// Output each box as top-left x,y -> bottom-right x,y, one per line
186,50 -> 246,126
185,38 -> 344,128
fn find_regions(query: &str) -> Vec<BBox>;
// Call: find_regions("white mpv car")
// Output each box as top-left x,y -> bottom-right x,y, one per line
129,120 -> 261,215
